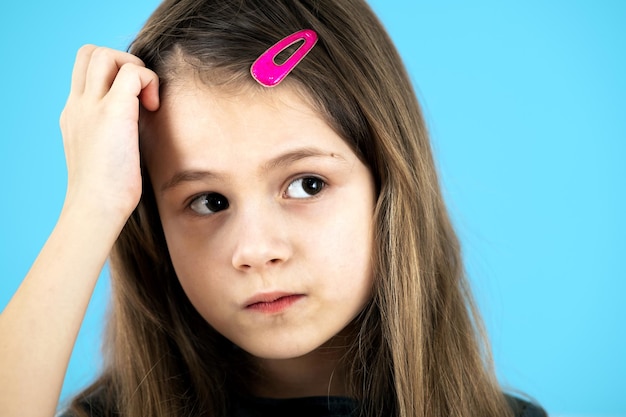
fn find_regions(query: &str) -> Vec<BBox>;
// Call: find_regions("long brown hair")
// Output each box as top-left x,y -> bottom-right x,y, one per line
70,1 -> 513,416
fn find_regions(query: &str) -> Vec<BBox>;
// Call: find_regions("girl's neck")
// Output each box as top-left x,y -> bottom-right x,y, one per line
249,335 -> 351,399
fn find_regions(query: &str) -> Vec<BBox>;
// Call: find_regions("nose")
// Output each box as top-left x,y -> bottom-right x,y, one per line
230,201 -> 292,272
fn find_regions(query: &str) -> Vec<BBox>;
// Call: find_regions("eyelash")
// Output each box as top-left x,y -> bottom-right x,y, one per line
188,192 -> 229,216
186,175 -> 327,216
284,176 -> 326,199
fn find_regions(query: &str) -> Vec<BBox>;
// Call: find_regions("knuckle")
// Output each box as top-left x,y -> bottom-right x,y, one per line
91,46 -> 114,62
117,62 -> 141,79
59,110 -> 66,129
77,44 -> 97,58
120,61 -> 139,71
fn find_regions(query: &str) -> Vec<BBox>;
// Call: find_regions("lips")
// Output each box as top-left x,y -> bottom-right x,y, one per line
244,292 -> 304,313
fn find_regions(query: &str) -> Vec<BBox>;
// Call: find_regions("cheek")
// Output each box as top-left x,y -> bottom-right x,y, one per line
314,197 -> 375,291
160,218 -> 219,289
162,228 -> 230,323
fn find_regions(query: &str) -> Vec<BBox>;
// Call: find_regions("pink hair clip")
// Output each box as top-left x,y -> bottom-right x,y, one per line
250,29 -> 318,87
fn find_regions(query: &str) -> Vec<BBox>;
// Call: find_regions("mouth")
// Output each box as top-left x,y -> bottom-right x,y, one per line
245,292 -> 305,314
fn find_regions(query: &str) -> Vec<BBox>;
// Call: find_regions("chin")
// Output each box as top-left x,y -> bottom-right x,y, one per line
239,343 -> 315,361
232,334 -> 334,362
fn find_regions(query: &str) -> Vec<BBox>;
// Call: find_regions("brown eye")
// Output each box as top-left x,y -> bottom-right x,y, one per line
189,193 -> 229,215
286,177 -> 325,199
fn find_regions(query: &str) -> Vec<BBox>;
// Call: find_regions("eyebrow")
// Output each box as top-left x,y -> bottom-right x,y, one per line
159,147 -> 345,194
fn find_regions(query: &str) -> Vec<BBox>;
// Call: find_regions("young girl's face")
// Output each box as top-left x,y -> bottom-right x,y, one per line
143,76 -> 375,361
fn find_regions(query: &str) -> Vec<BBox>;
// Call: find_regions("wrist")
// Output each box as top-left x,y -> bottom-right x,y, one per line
59,196 -> 134,246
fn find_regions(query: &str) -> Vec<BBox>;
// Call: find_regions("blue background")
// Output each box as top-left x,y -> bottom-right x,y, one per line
0,1 -> 624,416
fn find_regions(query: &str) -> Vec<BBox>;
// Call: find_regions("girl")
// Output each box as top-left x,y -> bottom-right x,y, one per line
0,1 -> 546,416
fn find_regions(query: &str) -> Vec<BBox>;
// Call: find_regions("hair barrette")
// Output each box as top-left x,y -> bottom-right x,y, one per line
250,29 -> 318,87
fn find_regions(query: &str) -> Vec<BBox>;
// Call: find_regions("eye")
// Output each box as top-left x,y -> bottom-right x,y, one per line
286,176 -> 326,199
189,192 -> 229,215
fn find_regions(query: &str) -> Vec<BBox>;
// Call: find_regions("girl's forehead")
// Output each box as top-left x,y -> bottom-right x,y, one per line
156,79 -> 321,133
150,52 -> 330,138
154,74 -> 308,122
140,77 -> 348,175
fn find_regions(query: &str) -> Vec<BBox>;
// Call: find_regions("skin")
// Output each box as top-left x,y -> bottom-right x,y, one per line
143,76 -> 376,397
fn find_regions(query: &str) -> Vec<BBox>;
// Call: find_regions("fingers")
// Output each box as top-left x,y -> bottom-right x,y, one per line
108,63 -> 160,111
84,47 -> 146,98
59,46 -> 160,220
69,45 -> 159,110
70,44 -> 97,95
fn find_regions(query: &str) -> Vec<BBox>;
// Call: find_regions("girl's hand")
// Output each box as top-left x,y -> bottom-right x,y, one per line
60,45 -> 160,223
0,47 -> 159,416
